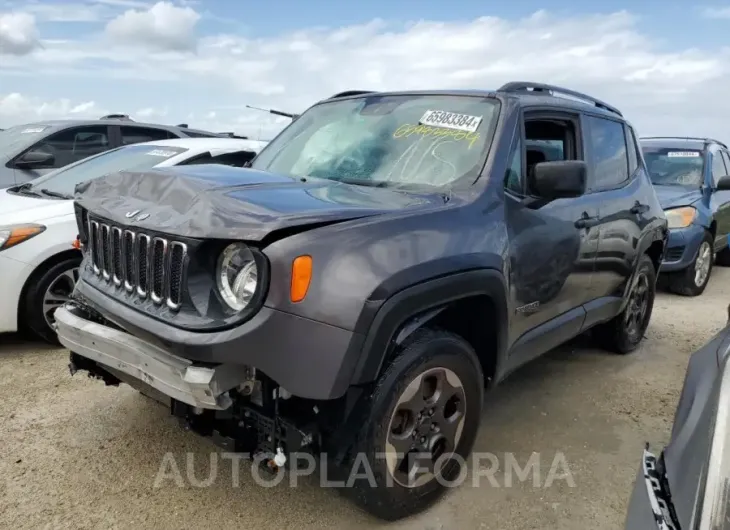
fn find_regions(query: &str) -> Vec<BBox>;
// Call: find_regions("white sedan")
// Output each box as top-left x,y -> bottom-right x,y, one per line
0,137 -> 267,342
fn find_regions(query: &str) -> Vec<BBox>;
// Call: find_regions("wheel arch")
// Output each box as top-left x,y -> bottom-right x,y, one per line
348,268 -> 509,389
17,248 -> 82,327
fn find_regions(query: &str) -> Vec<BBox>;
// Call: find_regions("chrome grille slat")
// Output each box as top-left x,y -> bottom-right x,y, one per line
86,216 -> 187,310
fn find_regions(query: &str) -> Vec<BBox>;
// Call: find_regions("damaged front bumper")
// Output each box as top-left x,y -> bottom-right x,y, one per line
55,303 -> 250,410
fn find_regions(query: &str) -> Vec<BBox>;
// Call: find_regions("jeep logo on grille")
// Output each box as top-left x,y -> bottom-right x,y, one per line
125,210 -> 150,222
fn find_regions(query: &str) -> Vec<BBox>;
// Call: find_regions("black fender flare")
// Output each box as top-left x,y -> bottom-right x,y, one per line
348,268 -> 510,386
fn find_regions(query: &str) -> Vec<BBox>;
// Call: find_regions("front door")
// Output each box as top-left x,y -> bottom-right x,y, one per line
505,110 -> 601,358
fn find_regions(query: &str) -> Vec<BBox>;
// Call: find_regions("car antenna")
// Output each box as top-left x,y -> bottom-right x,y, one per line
245,105 -> 298,119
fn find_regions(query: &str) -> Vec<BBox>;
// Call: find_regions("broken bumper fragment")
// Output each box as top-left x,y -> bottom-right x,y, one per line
54,304 -> 249,410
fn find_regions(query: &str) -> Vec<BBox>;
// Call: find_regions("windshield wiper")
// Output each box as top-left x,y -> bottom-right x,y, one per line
38,188 -> 73,200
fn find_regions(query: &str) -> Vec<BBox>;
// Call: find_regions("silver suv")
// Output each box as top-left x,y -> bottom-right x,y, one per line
0,115 -> 224,188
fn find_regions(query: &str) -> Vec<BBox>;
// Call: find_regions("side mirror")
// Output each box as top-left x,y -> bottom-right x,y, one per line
531,160 -> 587,200
15,149 -> 55,169
716,175 -> 730,191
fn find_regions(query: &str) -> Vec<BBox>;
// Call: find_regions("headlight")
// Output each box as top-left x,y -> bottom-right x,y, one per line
216,243 -> 258,311
664,206 -> 697,229
0,224 -> 46,251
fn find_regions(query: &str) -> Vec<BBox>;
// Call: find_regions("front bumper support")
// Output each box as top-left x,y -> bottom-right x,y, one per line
55,304 -> 250,410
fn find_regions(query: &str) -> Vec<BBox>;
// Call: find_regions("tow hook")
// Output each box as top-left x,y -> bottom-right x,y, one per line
266,447 -> 287,471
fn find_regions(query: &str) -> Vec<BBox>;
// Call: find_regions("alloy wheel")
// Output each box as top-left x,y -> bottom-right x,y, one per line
42,267 -> 79,328
624,271 -> 650,340
694,241 -> 712,288
385,367 -> 467,488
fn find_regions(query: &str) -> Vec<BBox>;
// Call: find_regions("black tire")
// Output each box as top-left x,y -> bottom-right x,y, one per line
716,242 -> 730,266
335,328 -> 484,521
667,231 -> 714,296
595,253 -> 656,354
22,257 -> 81,344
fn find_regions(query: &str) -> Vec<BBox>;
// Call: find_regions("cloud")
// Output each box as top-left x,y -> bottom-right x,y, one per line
2,10 -> 730,139
700,6 -> 730,18
105,1 -> 201,51
0,12 -> 41,55
0,93 -> 106,123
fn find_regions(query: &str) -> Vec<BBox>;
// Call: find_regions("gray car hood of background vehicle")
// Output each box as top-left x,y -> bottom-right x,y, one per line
625,308 -> 730,529
74,163 -> 450,241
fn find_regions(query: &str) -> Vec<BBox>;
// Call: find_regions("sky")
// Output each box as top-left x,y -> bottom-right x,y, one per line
1,0 -> 730,140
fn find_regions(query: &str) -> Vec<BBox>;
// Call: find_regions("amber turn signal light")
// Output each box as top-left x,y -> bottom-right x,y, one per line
290,255 -> 313,303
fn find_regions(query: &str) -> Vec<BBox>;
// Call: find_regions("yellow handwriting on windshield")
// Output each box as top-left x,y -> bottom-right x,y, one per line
393,123 -> 480,149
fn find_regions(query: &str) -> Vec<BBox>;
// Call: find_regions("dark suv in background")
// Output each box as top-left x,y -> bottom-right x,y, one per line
56,82 -> 667,520
640,136 -> 730,296
0,114 -> 225,188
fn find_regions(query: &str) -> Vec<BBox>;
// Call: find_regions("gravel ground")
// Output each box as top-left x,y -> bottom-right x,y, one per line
2,269 -> 729,530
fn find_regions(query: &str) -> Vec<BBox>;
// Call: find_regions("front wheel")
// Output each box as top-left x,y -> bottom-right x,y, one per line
595,253 -> 656,354
336,328 -> 484,521
22,257 -> 81,344
668,231 -> 714,296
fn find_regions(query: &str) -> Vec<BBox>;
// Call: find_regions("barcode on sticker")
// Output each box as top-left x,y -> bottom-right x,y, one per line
419,110 -> 483,133
667,151 -> 700,158
145,149 -> 177,157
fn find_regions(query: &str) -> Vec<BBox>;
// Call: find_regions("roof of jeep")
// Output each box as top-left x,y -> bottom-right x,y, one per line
9,119 -> 223,137
323,85 -> 624,121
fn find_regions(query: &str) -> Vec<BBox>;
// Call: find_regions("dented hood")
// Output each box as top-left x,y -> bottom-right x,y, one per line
74,164 -> 444,240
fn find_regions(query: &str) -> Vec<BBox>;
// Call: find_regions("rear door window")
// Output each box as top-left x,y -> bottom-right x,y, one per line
120,126 -> 175,145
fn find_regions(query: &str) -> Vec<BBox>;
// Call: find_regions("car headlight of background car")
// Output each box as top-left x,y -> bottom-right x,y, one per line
216,243 -> 259,311
664,206 -> 697,229
0,224 -> 46,251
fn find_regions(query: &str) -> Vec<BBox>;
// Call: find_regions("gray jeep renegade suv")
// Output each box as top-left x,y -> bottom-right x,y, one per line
56,82 -> 668,520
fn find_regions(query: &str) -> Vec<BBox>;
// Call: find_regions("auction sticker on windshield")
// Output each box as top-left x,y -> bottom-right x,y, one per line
145,149 -> 178,157
667,151 -> 700,157
419,110 -> 483,133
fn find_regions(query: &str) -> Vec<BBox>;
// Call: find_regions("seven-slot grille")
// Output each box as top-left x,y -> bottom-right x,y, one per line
86,217 -> 187,310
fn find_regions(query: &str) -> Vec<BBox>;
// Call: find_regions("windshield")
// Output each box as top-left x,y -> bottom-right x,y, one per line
0,124 -> 52,157
251,94 -> 500,189
642,147 -> 705,187
26,144 -> 187,197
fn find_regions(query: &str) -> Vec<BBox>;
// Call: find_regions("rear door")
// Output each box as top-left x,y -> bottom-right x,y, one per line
582,116 -> 647,324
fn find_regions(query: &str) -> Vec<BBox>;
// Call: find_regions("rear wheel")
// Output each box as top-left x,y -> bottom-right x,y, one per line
336,328 -> 484,521
668,231 -> 714,296
22,257 -> 81,344
595,253 -> 656,354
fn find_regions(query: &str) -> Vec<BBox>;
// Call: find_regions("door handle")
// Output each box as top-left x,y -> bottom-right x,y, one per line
575,212 -> 600,229
630,201 -> 650,215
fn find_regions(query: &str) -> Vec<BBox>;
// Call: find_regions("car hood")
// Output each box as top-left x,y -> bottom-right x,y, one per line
653,185 -> 703,210
625,311 -> 730,529
74,164 -> 451,241
0,188 -> 72,225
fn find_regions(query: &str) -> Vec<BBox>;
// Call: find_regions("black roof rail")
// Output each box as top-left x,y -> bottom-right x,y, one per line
100,113 -> 133,121
639,136 -> 728,149
498,81 -> 622,117
328,90 -> 377,99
